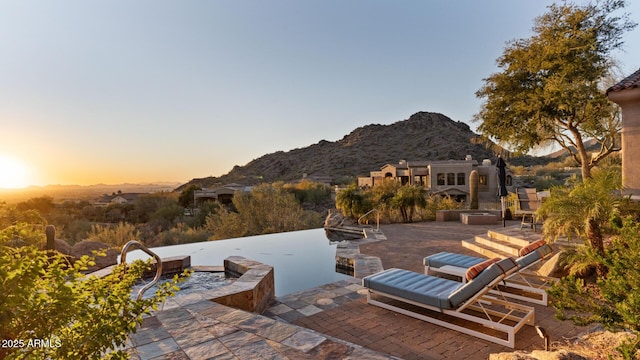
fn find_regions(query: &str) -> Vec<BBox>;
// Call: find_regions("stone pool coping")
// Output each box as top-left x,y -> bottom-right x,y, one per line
122,236 -> 396,359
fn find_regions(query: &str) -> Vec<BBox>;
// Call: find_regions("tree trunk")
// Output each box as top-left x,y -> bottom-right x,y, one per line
569,125 -> 593,180
587,218 -> 607,277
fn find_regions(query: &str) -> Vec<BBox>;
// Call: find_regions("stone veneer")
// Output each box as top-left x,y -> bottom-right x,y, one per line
210,256 -> 275,314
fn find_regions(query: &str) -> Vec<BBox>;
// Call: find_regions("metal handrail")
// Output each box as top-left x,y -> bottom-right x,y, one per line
120,240 -> 163,300
358,209 -> 380,231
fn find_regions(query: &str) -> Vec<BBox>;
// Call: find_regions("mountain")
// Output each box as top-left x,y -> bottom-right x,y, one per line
183,112 -> 544,189
543,139 -> 602,159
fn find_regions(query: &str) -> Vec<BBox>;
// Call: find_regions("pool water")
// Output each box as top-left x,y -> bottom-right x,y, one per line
133,271 -> 234,300
126,228 -> 352,296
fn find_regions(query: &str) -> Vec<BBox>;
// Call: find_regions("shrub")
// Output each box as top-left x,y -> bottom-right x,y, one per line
284,180 -> 332,205
87,222 -> 140,248
548,217 -> 640,357
204,184 -> 322,239
0,245 -> 188,359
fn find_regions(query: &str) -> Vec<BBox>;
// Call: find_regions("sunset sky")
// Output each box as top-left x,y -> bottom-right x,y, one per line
1,1 -> 639,188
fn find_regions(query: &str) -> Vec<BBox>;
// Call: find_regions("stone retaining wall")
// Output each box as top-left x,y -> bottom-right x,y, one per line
211,256 -> 275,314
436,209 -> 502,222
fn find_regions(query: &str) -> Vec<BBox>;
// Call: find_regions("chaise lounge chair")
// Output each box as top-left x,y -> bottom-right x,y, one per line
362,258 -> 535,348
423,240 -> 556,306
515,188 -> 543,231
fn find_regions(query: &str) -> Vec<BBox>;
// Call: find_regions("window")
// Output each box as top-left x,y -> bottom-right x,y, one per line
457,173 -> 465,185
447,173 -> 455,185
437,173 -> 445,185
479,175 -> 488,185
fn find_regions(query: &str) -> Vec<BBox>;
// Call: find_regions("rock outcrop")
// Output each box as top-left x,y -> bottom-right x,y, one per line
71,240 -> 118,272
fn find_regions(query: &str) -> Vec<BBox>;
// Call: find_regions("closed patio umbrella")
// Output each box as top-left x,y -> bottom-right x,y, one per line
496,156 -> 508,226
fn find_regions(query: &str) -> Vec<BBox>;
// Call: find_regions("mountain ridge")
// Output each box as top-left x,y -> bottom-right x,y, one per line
182,111 -> 541,189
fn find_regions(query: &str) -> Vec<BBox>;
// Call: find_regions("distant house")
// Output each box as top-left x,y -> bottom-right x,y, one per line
357,157 -> 513,203
194,183 -> 251,206
94,193 -> 143,207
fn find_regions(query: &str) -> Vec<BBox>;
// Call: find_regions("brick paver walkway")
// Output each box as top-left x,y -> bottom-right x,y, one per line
288,221 -> 597,359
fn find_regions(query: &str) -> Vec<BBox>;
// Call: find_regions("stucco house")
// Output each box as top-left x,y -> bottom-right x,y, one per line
607,67 -> 640,198
94,193 -> 143,207
357,157 -> 513,203
194,183 -> 251,205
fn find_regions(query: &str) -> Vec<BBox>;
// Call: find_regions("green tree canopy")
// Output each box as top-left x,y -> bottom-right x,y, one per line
475,0 -> 636,180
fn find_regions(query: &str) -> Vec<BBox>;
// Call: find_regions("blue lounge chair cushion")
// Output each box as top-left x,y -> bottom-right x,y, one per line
515,244 -> 553,269
449,258 -> 517,308
423,252 -> 484,268
363,268 -> 462,309
363,258 -> 517,310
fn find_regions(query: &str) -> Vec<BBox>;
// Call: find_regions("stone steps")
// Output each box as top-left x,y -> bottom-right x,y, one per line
461,225 -> 542,259
461,239 -> 514,259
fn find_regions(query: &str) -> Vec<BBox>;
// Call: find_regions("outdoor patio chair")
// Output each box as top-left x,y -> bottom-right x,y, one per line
515,188 -> 543,230
362,258 -> 535,348
423,240 -> 556,306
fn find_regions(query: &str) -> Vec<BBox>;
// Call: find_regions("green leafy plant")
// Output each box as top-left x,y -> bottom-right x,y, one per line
538,167 -> 622,276
335,183 -> 371,219
548,217 -> 640,358
0,244 -> 189,359
391,185 -> 427,223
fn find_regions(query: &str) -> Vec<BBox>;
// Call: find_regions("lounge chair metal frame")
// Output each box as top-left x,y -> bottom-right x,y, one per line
363,264 -> 535,348
425,263 -> 552,306
424,246 -> 556,306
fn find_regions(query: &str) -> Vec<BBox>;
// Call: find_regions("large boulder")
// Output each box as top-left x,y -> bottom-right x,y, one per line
537,251 -> 566,278
71,240 -> 118,272
54,238 -> 72,256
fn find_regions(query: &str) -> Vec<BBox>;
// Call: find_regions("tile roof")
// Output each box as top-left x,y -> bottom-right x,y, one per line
607,68 -> 640,94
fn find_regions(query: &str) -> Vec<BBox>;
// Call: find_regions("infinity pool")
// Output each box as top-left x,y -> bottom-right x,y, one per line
126,228 -> 352,296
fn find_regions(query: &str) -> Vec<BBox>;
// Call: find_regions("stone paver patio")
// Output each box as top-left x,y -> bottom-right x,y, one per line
125,220 -> 596,359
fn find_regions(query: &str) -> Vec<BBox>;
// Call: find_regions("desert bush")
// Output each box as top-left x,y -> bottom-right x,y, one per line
87,222 -> 141,248
150,223 -> 210,247
0,221 -> 45,247
204,184 -> 322,239
417,194 -> 465,221
0,202 -> 46,229
283,180 -> 332,205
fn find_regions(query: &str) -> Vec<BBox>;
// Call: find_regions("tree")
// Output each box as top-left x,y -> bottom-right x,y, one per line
475,0 -> 636,180
538,166 -> 622,276
392,185 -> 427,223
178,184 -> 201,208
335,183 -> 370,219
